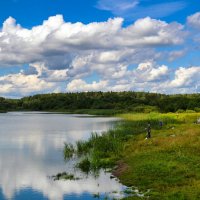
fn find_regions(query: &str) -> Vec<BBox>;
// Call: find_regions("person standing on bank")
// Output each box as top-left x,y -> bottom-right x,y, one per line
146,123 -> 151,139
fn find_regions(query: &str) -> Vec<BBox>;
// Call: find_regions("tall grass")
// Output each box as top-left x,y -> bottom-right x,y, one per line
64,130 -> 124,172
64,112 -> 200,186
64,112 -> 183,172
63,143 -> 75,160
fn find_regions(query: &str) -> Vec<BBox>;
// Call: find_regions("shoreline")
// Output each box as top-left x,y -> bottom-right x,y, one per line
3,110 -> 200,199
111,113 -> 200,199
64,112 -> 200,199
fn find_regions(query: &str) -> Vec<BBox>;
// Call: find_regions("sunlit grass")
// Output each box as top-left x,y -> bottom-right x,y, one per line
63,112 -> 200,199
117,112 -> 200,199
118,112 -> 200,124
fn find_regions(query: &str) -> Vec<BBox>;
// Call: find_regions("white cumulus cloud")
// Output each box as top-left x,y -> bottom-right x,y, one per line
0,72 -> 55,96
187,12 -> 200,29
0,15 -> 184,68
0,14 -> 196,96
67,79 -> 108,92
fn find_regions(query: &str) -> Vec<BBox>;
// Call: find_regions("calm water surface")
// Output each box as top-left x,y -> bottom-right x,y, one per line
0,112 -> 126,200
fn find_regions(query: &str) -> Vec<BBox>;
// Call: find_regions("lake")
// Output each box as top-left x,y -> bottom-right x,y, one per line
0,112 -> 126,200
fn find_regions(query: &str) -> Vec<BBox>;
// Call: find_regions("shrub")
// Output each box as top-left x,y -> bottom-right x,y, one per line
185,110 -> 196,113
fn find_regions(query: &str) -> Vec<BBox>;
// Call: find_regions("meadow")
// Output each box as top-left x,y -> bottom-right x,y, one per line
64,112 -> 200,199
119,112 -> 200,199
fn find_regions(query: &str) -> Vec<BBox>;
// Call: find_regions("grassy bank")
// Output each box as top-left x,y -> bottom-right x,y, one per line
64,112 -> 200,199
117,113 -> 200,199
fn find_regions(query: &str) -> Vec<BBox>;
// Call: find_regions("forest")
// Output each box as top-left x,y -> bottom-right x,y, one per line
1,91 -> 200,113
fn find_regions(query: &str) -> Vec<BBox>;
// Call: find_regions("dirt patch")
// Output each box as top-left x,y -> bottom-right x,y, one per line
112,160 -> 129,177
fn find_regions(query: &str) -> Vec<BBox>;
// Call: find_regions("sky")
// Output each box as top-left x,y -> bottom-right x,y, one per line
0,0 -> 200,98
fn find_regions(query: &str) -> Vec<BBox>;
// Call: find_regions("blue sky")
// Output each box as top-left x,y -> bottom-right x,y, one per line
0,0 -> 110,26
0,0 -> 200,97
0,0 -> 198,25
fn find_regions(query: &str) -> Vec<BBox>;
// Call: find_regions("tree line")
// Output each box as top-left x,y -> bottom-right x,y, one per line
1,92 -> 200,113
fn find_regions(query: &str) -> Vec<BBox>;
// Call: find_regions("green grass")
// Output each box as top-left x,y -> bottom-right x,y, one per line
76,157 -> 91,173
117,113 -> 200,199
63,143 -> 75,160
63,112 -> 200,199
64,131 -> 124,171
64,112 -> 183,169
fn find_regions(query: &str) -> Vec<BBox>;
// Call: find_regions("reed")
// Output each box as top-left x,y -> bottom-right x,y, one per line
63,143 -> 75,160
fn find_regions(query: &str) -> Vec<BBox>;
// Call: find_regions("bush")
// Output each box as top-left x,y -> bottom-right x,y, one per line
194,107 -> 200,112
185,110 -> 196,113
176,109 -> 185,113
132,105 -> 159,113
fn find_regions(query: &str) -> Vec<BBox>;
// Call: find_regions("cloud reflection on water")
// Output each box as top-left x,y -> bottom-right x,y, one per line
0,112 -> 123,200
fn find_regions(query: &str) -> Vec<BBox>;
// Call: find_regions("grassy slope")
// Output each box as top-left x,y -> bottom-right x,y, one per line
117,113 -> 200,200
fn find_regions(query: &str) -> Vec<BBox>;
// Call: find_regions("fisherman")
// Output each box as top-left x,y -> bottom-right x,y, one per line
146,123 -> 151,139
159,120 -> 163,128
